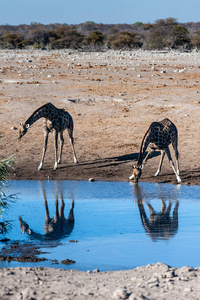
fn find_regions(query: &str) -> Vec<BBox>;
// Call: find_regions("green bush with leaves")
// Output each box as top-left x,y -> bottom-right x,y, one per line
0,157 -> 14,234
1,32 -> 26,49
144,18 -> 177,49
107,31 -> 142,49
84,30 -> 105,46
49,25 -> 84,49
192,30 -> 200,48
0,19 -> 199,50
171,25 -> 191,48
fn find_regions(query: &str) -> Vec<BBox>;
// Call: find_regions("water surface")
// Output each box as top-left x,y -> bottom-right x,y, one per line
1,180 -> 200,271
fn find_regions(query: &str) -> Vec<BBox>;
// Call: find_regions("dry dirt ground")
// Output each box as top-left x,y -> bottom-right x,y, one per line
1,263 -> 200,300
1,48 -> 200,299
1,49 -> 200,184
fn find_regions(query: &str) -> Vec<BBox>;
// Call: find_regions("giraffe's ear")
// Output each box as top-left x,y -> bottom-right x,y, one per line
26,124 -> 30,129
20,122 -> 23,126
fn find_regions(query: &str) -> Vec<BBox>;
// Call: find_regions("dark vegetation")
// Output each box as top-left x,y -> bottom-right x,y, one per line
0,18 -> 200,50
0,156 -> 14,235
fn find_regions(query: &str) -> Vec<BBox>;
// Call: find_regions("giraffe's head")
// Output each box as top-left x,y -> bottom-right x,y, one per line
129,165 -> 143,184
18,123 -> 30,141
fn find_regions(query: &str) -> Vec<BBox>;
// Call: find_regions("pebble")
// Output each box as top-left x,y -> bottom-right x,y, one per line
89,178 -> 95,182
128,294 -> 146,300
113,288 -> 128,299
93,269 -> 99,273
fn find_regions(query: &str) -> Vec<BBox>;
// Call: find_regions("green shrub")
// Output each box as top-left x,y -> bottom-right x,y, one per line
144,18 -> 190,50
171,25 -> 191,48
49,25 -> 84,49
192,30 -> 200,48
2,32 -> 26,49
0,157 -> 14,234
107,31 -> 142,49
84,30 -> 105,46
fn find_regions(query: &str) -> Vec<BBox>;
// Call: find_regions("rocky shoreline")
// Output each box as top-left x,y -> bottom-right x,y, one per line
1,263 -> 200,299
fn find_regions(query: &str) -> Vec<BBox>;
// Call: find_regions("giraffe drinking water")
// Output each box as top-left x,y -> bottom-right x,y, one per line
18,102 -> 78,170
129,118 -> 181,184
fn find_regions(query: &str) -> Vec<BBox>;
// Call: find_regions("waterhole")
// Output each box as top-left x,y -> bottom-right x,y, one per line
0,180 -> 200,271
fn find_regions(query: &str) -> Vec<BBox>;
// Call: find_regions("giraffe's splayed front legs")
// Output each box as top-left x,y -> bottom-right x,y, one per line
165,148 -> 181,183
54,131 -> 59,170
38,131 -> 49,170
58,131 -> 64,165
67,128 -> 78,164
154,150 -> 165,177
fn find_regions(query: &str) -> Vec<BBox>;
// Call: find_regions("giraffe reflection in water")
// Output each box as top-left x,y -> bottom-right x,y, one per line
19,184 -> 74,241
133,185 -> 179,241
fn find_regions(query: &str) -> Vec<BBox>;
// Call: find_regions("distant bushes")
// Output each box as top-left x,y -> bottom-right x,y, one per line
49,25 -> 84,49
144,18 -> 191,50
0,19 -> 200,50
84,30 -> 105,47
106,31 -> 142,49
0,32 -> 27,49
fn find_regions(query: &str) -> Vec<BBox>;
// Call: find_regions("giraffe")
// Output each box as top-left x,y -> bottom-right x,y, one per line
18,102 -> 78,170
129,118 -> 181,184
134,185 -> 179,241
19,184 -> 75,241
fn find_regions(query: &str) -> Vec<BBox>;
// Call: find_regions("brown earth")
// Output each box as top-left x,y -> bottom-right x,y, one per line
1,48 -> 200,299
1,49 -> 200,185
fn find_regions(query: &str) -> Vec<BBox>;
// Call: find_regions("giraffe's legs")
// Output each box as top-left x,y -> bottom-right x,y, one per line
172,139 -> 180,176
38,130 -> 49,170
54,192 -> 59,222
160,199 -> 167,214
154,150 -> 165,176
142,149 -> 153,165
54,131 -> 59,170
67,127 -> 78,164
58,131 -> 64,164
42,184 -> 50,223
165,147 -> 181,183
59,192 -> 65,219
67,199 -> 74,221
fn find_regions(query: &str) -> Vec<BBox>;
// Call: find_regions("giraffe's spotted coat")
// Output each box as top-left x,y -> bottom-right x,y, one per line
18,102 -> 78,170
130,118 -> 181,184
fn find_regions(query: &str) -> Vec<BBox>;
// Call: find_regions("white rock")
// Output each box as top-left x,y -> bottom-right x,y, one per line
113,288 -> 128,299
88,178 -> 95,182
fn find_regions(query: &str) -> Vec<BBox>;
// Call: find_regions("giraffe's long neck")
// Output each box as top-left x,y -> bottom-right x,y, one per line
137,126 -> 151,166
25,103 -> 51,126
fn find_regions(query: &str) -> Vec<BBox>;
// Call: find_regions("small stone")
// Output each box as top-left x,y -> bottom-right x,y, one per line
61,259 -> 75,265
89,178 -> 95,182
11,126 -> 17,130
184,287 -> 193,292
113,288 -> 128,299
93,269 -> 99,273
129,294 -> 146,300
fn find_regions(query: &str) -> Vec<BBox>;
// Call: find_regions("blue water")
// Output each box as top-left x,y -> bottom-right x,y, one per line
1,180 -> 200,271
